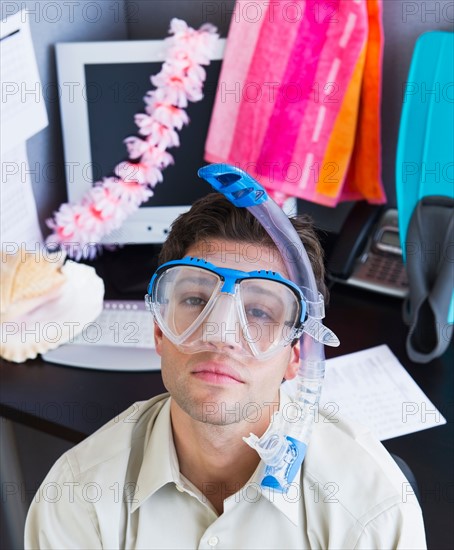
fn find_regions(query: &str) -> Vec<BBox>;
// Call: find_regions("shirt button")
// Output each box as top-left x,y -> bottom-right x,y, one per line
208,536 -> 219,547
175,484 -> 185,492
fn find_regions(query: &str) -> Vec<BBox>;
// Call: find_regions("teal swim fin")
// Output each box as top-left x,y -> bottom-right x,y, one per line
396,31 -> 454,362
396,31 -> 454,255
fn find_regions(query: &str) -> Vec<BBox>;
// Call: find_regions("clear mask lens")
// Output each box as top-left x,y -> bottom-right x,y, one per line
238,279 -> 300,354
151,265 -> 302,359
154,265 -> 221,338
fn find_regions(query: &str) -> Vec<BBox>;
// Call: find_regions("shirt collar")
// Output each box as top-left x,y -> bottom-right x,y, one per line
131,397 -> 179,513
131,389 -> 302,526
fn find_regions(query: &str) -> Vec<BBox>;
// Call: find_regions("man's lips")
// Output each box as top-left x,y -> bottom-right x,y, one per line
191,363 -> 244,384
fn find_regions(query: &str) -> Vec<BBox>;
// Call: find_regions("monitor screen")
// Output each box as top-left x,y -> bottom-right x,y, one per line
56,39 -> 225,245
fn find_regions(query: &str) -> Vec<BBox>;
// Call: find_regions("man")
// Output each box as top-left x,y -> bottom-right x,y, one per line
25,193 -> 426,549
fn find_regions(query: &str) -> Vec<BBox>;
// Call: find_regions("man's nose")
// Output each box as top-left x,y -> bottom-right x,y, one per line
202,294 -> 243,350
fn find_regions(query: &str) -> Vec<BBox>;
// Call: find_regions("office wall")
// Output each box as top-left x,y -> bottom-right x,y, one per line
0,0 -> 129,235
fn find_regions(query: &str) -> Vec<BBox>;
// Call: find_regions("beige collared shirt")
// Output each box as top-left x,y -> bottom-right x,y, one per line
25,391 -> 426,549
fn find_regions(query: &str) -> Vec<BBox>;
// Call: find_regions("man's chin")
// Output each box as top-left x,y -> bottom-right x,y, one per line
175,395 -> 244,426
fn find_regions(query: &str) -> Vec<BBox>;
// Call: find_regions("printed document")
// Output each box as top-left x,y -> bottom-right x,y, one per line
320,344 -> 446,440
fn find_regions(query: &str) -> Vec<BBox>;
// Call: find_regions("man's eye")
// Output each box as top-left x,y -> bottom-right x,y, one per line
183,296 -> 207,307
246,307 -> 272,321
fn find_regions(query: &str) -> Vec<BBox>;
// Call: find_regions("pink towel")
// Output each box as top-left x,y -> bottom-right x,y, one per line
205,0 -> 386,207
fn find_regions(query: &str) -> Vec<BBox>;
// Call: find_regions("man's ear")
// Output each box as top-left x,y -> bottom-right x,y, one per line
283,341 -> 300,381
154,322 -> 163,356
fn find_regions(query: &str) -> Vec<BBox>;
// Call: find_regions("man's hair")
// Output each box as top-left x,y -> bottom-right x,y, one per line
159,193 -> 328,301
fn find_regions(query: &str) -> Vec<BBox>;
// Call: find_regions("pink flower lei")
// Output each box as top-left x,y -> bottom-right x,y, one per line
46,19 -> 219,260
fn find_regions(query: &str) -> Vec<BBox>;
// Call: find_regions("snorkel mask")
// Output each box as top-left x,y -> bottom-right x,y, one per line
146,164 -> 339,491
147,256 -> 307,361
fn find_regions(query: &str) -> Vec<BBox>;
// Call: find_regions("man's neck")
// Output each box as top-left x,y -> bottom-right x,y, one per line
170,400 -> 277,515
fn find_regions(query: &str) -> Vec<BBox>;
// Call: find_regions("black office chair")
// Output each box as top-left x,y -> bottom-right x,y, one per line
391,453 -> 421,503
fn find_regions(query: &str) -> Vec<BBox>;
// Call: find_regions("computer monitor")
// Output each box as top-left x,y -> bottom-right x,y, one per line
56,38 -> 225,245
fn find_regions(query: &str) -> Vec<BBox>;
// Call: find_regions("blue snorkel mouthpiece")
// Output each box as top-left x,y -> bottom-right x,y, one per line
198,164 -> 339,492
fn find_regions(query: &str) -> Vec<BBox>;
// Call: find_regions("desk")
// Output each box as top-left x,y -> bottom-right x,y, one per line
1,284 -> 453,549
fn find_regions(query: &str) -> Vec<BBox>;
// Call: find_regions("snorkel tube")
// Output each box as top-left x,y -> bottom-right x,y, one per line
198,163 -> 339,492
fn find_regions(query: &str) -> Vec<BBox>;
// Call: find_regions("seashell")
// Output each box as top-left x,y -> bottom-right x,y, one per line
1,248 -> 67,318
0,261 -> 104,363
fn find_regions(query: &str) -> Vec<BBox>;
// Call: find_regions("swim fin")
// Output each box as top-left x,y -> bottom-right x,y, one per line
396,31 -> 454,362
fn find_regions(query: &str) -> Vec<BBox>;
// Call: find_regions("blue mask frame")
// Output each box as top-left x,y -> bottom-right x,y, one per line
147,256 -> 307,359
148,256 -> 307,325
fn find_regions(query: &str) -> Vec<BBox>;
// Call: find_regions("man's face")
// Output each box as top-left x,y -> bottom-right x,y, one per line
154,239 -> 300,427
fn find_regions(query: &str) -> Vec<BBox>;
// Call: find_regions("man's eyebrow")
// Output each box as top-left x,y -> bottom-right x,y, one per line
175,275 -> 217,286
243,283 -> 286,302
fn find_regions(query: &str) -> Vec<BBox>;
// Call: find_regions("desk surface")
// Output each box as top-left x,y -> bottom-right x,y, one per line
1,284 -> 453,549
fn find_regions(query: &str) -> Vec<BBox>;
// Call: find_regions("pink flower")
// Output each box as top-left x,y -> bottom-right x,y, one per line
84,186 -> 124,226
124,136 -> 148,158
114,159 -> 166,187
153,76 -> 203,108
168,19 -> 218,65
103,177 -> 154,207
142,146 -> 174,169
151,63 -> 203,107
134,114 -> 155,136
132,117 -> 180,150
144,94 -> 189,129
165,49 -> 207,83
145,123 -> 179,150
46,203 -> 86,241
46,201 -> 105,255
134,134 -> 175,157
151,66 -> 188,108
168,18 -> 192,36
168,19 -> 219,65
116,147 -> 174,187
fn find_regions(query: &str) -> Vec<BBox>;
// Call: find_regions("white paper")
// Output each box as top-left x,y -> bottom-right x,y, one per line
318,344 -> 446,440
1,143 -> 43,247
0,9 -> 48,154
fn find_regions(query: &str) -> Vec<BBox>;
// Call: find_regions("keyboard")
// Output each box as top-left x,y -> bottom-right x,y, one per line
42,300 -> 161,371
